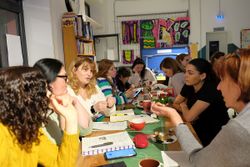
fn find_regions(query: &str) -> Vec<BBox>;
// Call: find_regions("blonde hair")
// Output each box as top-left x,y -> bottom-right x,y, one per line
68,57 -> 97,99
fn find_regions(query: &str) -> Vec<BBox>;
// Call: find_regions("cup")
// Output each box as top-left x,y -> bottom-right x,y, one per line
139,158 -> 163,167
129,118 -> 145,131
142,100 -> 151,113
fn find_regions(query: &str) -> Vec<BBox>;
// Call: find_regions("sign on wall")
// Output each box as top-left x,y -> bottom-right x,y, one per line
241,29 -> 250,48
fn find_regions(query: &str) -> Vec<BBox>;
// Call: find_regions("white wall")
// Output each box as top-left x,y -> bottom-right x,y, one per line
90,0 -> 250,49
22,0 -> 250,65
200,0 -> 250,47
23,0 -> 55,66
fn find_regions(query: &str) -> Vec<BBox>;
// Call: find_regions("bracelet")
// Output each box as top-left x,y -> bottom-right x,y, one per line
90,106 -> 95,114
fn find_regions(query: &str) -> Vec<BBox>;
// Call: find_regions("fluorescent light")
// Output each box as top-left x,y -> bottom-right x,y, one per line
157,49 -> 172,54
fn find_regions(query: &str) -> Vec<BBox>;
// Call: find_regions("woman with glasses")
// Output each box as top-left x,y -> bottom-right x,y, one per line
151,50 -> 250,166
34,58 -> 91,142
0,66 -> 79,166
68,57 -> 116,119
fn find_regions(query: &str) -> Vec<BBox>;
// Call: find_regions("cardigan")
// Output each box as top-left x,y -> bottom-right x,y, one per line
0,123 -> 79,167
176,103 -> 250,167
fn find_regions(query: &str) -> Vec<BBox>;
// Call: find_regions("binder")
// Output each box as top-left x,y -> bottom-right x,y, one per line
81,131 -> 135,156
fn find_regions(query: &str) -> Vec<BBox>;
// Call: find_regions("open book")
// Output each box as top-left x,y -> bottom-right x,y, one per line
81,131 -> 135,156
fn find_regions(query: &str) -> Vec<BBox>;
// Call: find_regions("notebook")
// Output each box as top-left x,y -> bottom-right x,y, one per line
110,109 -> 135,122
81,131 -> 135,156
161,151 -> 192,167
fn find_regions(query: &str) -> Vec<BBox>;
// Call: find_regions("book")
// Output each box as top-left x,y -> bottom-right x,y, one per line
110,109 -> 159,123
110,109 -> 135,122
81,131 -> 135,156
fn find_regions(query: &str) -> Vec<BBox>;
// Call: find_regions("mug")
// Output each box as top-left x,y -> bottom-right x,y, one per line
129,118 -> 145,131
139,158 -> 163,167
142,100 -> 151,113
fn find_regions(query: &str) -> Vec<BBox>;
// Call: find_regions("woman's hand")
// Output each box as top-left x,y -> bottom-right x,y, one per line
151,102 -> 184,127
106,96 -> 116,108
94,101 -> 108,113
50,95 -> 78,134
125,87 -> 134,99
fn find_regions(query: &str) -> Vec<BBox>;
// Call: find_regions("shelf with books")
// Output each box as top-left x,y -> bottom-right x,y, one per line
62,12 -> 95,70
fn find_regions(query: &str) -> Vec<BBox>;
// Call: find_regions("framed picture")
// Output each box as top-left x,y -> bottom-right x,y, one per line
94,34 -> 119,62
241,29 -> 250,48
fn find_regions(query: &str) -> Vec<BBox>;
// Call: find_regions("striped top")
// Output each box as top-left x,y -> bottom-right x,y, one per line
97,77 -> 127,105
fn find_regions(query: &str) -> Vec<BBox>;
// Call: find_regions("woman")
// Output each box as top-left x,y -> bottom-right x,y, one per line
0,66 -> 79,166
173,58 -> 229,146
68,57 -> 116,118
128,58 -> 157,87
160,57 -> 185,97
96,59 -> 134,105
115,67 -> 132,92
151,50 -> 250,166
176,53 -> 192,71
34,58 -> 91,138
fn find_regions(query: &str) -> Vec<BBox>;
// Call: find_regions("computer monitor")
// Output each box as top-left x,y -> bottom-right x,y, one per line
141,47 -> 189,80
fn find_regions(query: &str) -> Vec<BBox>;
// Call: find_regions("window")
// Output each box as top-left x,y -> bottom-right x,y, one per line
0,0 -> 28,67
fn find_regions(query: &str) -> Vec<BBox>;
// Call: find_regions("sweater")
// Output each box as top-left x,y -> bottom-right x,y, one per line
97,77 -> 127,105
0,123 -> 79,167
176,102 -> 250,167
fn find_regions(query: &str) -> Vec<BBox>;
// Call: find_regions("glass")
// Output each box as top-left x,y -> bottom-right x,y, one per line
57,75 -> 68,82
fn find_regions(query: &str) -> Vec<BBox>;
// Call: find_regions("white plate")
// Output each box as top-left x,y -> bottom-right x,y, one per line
162,135 -> 177,144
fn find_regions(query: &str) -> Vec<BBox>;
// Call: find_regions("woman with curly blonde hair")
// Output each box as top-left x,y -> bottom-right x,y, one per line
68,57 -> 115,118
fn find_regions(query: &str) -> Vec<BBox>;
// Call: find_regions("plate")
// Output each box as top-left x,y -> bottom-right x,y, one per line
162,135 -> 177,144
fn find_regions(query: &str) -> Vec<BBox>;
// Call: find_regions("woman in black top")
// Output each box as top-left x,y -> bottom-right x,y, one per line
173,58 -> 229,146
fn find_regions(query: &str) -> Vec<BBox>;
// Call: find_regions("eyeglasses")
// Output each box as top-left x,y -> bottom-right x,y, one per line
57,75 -> 68,82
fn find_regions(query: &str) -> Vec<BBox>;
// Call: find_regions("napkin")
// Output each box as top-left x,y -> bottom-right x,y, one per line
161,151 -> 179,167
161,151 -> 192,167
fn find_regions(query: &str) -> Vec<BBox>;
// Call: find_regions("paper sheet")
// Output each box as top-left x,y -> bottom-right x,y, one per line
93,121 -> 128,130
6,34 -> 23,66
161,151 -> 192,167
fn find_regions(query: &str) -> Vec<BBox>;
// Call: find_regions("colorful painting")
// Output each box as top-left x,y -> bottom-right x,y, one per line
122,21 -> 140,44
122,50 -> 134,64
140,20 -> 158,48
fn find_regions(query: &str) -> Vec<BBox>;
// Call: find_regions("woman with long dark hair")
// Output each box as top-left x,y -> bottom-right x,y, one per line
34,58 -> 91,137
128,58 -> 157,87
173,58 -> 229,146
0,66 -> 79,166
151,50 -> 250,166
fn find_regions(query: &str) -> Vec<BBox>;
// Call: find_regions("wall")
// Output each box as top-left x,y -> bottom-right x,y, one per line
22,0 -> 250,66
90,0 -> 250,51
23,0 -> 55,66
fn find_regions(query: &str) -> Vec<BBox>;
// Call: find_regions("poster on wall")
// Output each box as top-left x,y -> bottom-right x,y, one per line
241,29 -> 250,48
122,20 -> 140,44
140,19 -> 158,49
122,50 -> 134,64
139,17 -> 190,49
158,17 -> 190,47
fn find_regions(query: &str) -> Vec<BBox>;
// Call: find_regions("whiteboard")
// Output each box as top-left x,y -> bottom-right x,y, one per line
6,34 -> 23,66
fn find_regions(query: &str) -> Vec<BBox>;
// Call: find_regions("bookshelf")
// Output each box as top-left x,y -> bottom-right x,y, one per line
62,12 -> 95,70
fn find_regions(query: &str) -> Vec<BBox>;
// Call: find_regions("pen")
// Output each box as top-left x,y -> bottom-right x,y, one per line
114,113 -> 128,116
90,142 -> 113,148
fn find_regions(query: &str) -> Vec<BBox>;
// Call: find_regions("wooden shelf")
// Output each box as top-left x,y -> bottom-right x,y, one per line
78,54 -> 95,56
76,36 -> 93,42
62,12 -> 95,71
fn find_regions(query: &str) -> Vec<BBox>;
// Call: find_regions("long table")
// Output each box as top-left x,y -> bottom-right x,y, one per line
77,107 -> 184,167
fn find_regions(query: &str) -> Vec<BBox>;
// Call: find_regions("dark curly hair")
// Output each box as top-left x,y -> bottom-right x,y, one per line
0,66 -> 49,152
